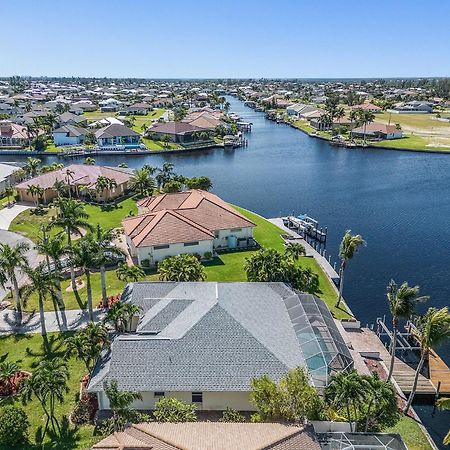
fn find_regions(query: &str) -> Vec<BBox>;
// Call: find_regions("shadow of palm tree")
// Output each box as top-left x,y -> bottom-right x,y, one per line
25,333 -> 70,363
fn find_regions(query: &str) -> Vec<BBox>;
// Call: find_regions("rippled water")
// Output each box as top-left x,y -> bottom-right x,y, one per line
2,97 -> 449,445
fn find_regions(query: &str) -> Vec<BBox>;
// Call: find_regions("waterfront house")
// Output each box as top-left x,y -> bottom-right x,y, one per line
15,164 -> 132,203
350,102 -> 382,113
351,123 -> 403,140
392,101 -> 433,113
145,121 -> 205,144
87,281 -> 354,411
57,111 -> 88,127
125,189 -> 255,265
0,120 -> 33,147
94,123 -> 140,147
53,125 -> 88,146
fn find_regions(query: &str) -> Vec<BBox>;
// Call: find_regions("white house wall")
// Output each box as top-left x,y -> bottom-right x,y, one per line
98,390 -> 254,411
53,133 -> 82,146
213,226 -> 254,248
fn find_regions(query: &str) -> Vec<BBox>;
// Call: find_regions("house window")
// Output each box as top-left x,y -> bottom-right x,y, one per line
192,392 -> 203,403
183,241 -> 199,247
154,392 -> 165,398
231,228 -> 242,233
154,244 -> 170,250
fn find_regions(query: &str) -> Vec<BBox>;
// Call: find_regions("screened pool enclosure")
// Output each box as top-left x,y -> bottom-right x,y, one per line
284,293 -> 353,387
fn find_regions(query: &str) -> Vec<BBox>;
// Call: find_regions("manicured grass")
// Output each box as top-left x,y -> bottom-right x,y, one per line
372,134 -> 450,152
131,109 -> 166,133
292,120 -> 331,140
82,110 -> 116,121
9,198 -> 137,243
385,415 -> 433,450
0,333 -> 98,450
204,206 -> 348,319
141,137 -> 180,151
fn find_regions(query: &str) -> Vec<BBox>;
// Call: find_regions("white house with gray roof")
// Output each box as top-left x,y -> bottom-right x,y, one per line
87,282 -> 353,412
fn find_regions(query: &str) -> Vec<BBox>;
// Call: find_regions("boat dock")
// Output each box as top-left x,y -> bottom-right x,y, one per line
268,218 -> 339,283
282,215 -> 328,247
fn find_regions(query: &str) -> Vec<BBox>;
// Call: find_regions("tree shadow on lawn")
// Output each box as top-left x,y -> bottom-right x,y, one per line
30,416 -> 81,450
25,333 -> 72,364
202,256 -> 225,267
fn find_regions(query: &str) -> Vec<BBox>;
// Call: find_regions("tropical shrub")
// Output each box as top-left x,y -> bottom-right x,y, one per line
153,397 -> 197,423
219,407 -> 245,423
0,405 -> 29,447
158,254 -> 206,282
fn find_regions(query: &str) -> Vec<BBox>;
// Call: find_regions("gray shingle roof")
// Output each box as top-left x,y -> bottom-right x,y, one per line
88,282 -> 351,394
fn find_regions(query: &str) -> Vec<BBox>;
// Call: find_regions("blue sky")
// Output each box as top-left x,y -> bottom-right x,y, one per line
2,0 -> 449,78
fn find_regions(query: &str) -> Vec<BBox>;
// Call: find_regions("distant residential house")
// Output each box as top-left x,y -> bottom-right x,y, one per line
146,121 -> 205,144
311,95 -> 328,104
351,123 -> 403,140
0,162 -> 23,194
15,164 -> 132,203
0,120 -> 32,147
94,123 -> 140,147
88,116 -> 124,128
392,101 -> 433,113
99,98 -> 123,112
53,125 -> 88,146
351,102 -> 382,113
122,102 -> 152,115
72,100 -> 97,112
87,281 -> 353,411
57,111 -> 88,127
123,190 -> 255,265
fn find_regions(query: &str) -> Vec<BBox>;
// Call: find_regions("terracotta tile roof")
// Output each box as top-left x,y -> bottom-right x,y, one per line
92,423 -> 320,450
122,209 -> 215,247
352,122 -> 399,135
147,121 -> 203,135
136,190 -> 255,232
15,164 -> 132,190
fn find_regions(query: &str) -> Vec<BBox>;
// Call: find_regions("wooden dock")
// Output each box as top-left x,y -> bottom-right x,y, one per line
343,327 -> 436,396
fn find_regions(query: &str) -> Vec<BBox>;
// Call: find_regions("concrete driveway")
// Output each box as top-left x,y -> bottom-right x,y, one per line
0,203 -> 31,230
0,230 -> 40,301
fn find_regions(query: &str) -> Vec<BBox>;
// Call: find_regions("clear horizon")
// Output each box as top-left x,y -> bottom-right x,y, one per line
2,0 -> 450,78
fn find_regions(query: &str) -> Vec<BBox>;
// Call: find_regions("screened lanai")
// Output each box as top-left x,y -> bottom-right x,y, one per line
283,293 -> 353,387
317,432 -> 408,450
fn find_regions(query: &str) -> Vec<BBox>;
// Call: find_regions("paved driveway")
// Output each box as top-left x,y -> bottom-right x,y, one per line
0,230 -> 40,301
0,203 -> 30,230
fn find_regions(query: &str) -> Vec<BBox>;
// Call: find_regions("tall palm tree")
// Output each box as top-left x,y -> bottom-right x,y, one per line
50,198 -> 93,290
36,231 -> 68,308
386,280 -> 428,381
69,236 -> 99,321
336,230 -> 365,308
0,242 -> 30,324
52,179 -> 68,198
92,225 -> 126,307
21,357 -> 69,436
284,242 -> 306,260
358,110 -> 375,142
26,184 -> 44,206
156,162 -> 175,188
349,110 -> 359,140
404,307 -> 450,413
24,156 -> 41,178
22,263 -> 59,338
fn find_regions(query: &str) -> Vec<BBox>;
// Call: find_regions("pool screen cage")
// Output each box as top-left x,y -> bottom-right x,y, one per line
284,293 -> 354,387
317,432 -> 408,450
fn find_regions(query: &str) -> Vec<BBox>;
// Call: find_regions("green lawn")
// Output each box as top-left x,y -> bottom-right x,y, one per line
131,109 -> 166,133
372,134 -> 450,152
141,137 -> 180,151
0,333 -> 98,450
9,198 -> 137,243
385,416 -> 433,450
204,206 -> 348,319
82,111 -> 116,121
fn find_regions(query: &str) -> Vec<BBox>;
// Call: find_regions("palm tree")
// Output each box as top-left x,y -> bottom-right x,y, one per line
129,167 -> 156,198
349,110 -> 359,140
436,397 -> 450,445
50,197 -> 93,290
4,186 -> 14,204
386,280 -> 428,381
26,184 -> 44,206
65,322 -> 109,374
92,225 -> 126,307
0,241 -> 30,324
335,230 -> 365,308
103,379 -> 142,431
357,109 -> 375,142
156,162 -> 175,188
24,156 -> 41,178
36,231 -> 68,309
116,263 -> 145,283
318,113 -> 332,131
0,361 -> 20,395
404,307 -> 450,413
69,237 -> 98,321
52,179 -> 68,198
21,357 -> 69,436
105,302 -> 141,332
324,370 -> 366,431
284,242 -> 306,260
22,263 -> 59,338
84,156 -> 95,165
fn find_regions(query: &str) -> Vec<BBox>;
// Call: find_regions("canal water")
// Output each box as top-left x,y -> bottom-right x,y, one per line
1,96 -> 449,444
